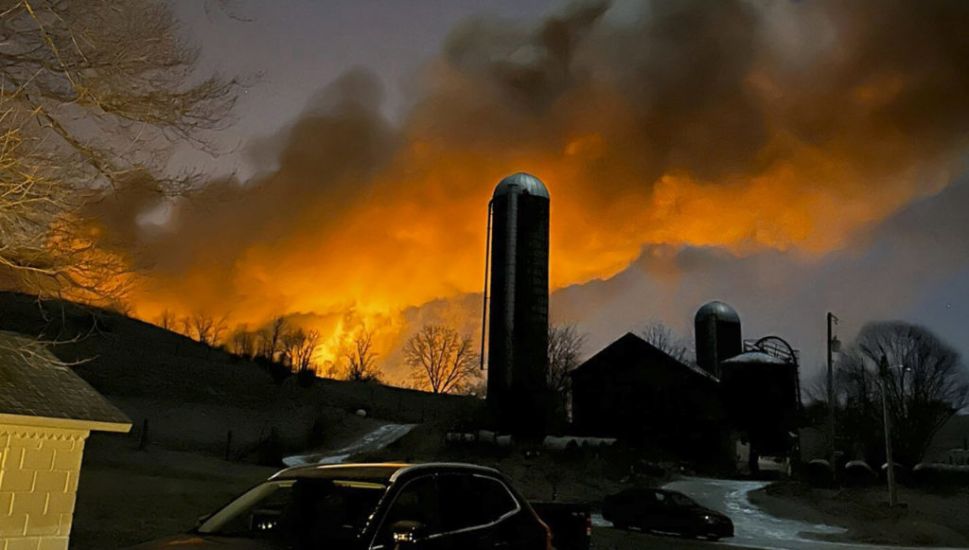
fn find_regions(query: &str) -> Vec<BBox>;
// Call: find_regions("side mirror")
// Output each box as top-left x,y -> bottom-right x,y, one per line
391,520 -> 427,547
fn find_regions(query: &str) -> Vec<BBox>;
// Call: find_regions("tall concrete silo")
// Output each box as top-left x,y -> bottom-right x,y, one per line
483,172 -> 550,435
694,301 -> 742,378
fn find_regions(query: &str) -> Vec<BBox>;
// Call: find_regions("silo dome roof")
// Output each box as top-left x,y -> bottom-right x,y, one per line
493,172 -> 549,200
695,300 -> 740,323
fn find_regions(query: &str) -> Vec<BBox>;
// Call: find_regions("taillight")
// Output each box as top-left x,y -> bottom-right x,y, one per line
586,515 -> 593,537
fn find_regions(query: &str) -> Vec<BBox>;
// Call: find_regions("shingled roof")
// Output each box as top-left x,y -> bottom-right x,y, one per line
0,331 -> 130,432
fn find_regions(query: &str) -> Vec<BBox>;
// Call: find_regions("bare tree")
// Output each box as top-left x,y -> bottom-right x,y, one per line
341,327 -> 382,383
404,324 -> 480,394
547,324 -> 586,394
640,321 -> 692,364
156,309 -> 176,331
283,328 -> 320,374
256,316 -> 286,362
0,1 -> 238,303
230,326 -> 255,358
836,321 -> 969,465
184,313 -> 228,346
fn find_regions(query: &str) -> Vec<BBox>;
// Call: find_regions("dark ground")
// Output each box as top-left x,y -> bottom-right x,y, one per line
748,481 -> 969,548
72,435 -> 275,549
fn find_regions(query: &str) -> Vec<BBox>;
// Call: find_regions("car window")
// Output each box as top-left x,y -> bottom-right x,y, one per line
198,478 -> 385,546
473,476 -> 518,524
437,474 -> 519,532
376,475 -> 442,544
670,493 -> 696,507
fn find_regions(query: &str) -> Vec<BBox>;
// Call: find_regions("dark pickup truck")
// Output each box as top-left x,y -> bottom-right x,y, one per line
530,502 -> 592,550
128,462 -> 552,550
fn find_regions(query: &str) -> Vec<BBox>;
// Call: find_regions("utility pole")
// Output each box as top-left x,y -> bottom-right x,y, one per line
879,355 -> 898,507
827,313 -> 840,475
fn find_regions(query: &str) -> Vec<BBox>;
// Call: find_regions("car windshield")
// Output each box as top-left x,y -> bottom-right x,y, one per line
198,477 -> 387,546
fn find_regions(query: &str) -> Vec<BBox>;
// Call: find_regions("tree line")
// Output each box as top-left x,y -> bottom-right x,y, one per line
154,310 -> 484,393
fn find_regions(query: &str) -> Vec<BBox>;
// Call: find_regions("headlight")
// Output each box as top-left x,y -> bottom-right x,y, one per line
703,515 -> 717,523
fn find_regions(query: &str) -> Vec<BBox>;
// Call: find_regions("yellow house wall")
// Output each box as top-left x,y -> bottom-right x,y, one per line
0,423 -> 88,550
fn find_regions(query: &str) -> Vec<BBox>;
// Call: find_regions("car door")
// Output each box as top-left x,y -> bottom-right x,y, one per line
431,474 -> 490,549
468,475 -> 534,549
435,473 -> 534,550
645,491 -> 675,532
666,492 -> 700,534
370,474 -> 448,550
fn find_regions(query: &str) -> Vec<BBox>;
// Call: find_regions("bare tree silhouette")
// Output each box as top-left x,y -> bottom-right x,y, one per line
547,324 -> 586,394
836,321 -> 969,465
230,326 -> 256,359
0,0 -> 237,305
283,328 -> 320,374
640,321 -> 692,364
182,313 -> 228,346
256,316 -> 286,362
404,324 -> 480,394
341,327 -> 382,382
156,310 -> 177,331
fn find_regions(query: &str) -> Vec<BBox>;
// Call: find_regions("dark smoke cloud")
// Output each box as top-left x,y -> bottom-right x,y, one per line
85,0 -> 969,377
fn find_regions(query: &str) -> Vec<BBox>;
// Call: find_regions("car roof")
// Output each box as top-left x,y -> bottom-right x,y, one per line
270,462 -> 504,485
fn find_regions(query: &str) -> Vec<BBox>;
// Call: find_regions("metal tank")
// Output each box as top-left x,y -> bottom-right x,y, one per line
482,172 -> 550,436
719,337 -> 802,463
694,301 -> 742,378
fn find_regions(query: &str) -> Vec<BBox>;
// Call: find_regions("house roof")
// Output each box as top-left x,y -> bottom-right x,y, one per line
570,332 -> 718,383
0,331 -> 130,432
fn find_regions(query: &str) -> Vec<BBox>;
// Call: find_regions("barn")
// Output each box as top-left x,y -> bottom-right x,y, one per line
569,332 -> 726,461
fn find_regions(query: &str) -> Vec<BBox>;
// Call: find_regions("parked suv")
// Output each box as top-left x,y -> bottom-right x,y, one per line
128,462 -> 551,550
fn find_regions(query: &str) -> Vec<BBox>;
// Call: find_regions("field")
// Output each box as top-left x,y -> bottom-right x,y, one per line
749,481 -> 969,547
72,434 -> 275,549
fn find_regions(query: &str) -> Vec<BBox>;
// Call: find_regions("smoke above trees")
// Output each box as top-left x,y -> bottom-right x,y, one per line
72,0 -> 969,382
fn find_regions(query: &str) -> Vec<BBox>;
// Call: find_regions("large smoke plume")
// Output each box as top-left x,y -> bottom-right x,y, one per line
89,0 -> 969,381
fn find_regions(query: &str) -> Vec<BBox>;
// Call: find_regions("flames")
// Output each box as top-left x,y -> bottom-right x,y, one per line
80,0 -> 969,383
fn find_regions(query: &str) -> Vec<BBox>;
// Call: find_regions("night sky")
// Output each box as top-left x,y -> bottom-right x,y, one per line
103,0 -> 969,385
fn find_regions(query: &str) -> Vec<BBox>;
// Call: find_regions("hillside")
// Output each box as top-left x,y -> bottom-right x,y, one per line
0,292 -> 482,460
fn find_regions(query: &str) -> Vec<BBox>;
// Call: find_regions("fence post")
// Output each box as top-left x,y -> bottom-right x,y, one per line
225,430 -> 233,461
138,418 -> 149,451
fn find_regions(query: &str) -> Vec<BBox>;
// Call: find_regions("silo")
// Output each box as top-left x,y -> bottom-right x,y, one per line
694,301 -> 742,378
484,172 -> 550,435
720,349 -> 800,459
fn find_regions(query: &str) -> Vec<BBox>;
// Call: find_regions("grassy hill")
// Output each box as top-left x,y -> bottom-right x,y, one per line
0,291 -> 482,461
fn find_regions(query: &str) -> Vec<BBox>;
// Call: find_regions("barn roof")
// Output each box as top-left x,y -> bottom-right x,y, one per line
0,331 -> 130,432
570,332 -> 718,383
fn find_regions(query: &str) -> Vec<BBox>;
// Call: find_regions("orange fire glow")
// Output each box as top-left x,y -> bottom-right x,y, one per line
84,0 -> 967,384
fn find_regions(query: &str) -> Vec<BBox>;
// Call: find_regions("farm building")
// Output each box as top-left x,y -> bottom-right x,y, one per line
569,332 -> 726,462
